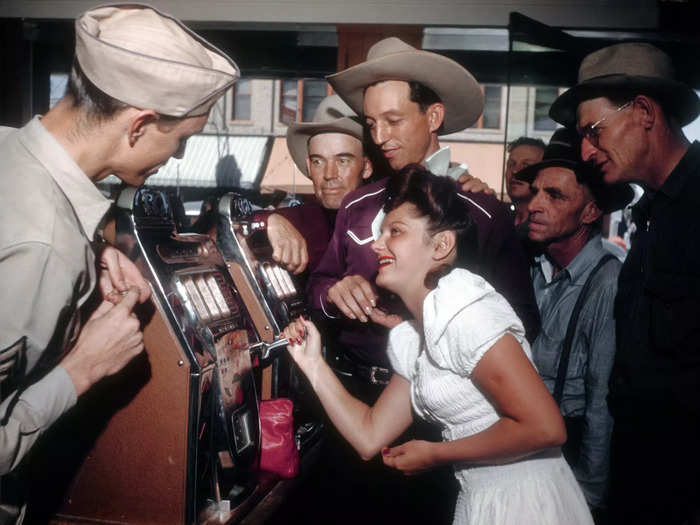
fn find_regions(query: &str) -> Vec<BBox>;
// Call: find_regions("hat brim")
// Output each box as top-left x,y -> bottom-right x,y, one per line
515,158 -> 579,184
550,74 -> 700,128
327,50 -> 484,135
286,118 -> 364,177
516,159 -> 635,213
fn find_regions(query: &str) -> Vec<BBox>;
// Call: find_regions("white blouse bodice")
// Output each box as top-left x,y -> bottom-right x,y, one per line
388,268 -> 531,443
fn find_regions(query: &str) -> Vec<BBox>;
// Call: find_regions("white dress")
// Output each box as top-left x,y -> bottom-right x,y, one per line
387,268 -> 593,525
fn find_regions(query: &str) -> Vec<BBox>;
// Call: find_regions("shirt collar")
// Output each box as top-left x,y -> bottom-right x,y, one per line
19,116 -> 111,241
535,234 -> 605,285
424,146 -> 451,176
656,140 -> 700,200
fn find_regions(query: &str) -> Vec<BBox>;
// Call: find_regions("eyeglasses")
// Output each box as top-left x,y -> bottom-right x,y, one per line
578,100 -> 633,148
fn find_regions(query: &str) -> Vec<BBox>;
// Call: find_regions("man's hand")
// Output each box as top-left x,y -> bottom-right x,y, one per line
327,275 -> 377,322
99,246 -> 151,304
381,440 -> 439,475
457,172 -> 495,195
268,213 -> 308,274
61,287 -> 145,396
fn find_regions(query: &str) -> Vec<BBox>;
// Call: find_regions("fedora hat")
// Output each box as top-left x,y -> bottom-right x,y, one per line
516,128 -> 634,213
75,4 -> 239,117
550,42 -> 700,128
327,37 -> 483,134
286,94 -> 364,177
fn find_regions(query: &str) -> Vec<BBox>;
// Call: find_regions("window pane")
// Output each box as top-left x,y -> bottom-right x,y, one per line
233,79 -> 251,120
49,73 -> 68,109
280,79 -> 298,124
534,88 -> 558,131
302,79 -> 326,122
237,78 -> 251,96
482,85 -> 502,129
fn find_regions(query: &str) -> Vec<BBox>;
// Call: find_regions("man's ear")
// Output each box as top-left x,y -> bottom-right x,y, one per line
581,199 -> 603,225
427,103 -> 446,134
433,230 -> 456,262
361,156 -> 373,180
634,95 -> 656,130
128,109 -> 159,147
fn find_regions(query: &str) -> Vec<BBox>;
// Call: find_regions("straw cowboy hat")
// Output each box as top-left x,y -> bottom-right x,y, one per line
75,4 -> 239,117
286,94 -> 364,176
516,127 -> 634,213
327,37 -> 484,135
550,42 -> 700,128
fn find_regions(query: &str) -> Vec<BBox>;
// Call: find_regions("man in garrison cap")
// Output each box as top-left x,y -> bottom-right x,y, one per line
0,4 -> 238,518
550,42 -> 700,524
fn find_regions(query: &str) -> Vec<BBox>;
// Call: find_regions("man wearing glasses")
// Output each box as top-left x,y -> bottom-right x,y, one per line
550,42 -> 700,525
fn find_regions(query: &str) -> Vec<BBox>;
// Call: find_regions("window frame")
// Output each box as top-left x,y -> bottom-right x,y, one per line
278,78 -> 330,124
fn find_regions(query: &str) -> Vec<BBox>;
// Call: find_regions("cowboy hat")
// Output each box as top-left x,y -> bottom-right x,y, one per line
286,94 -> 364,177
327,37 -> 483,134
516,127 -> 634,213
550,42 -> 700,128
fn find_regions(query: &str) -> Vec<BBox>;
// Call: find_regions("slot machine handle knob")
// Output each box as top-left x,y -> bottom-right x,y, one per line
248,339 -> 289,361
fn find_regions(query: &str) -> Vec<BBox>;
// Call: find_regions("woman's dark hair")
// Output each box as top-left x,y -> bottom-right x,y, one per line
383,164 -> 479,288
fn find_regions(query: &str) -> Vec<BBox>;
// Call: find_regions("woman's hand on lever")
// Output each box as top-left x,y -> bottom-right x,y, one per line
283,316 -> 323,387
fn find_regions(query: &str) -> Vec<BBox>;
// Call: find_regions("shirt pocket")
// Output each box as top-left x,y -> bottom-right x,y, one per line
534,327 -> 586,384
644,272 -> 700,354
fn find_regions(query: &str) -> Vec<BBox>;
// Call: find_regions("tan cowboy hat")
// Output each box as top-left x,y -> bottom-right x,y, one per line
550,42 -> 700,128
286,94 -> 364,177
75,3 -> 239,117
327,37 -> 483,135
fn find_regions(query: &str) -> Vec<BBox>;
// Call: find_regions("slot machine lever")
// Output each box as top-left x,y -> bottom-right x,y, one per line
248,338 -> 289,361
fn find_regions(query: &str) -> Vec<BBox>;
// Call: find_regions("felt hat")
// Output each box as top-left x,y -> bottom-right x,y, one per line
516,128 -> 634,213
550,42 -> 700,128
75,3 -> 239,117
286,94 -> 364,177
327,37 -> 483,134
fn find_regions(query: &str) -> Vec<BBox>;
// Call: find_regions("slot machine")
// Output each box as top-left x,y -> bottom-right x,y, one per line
213,194 -> 308,401
33,187 -> 319,525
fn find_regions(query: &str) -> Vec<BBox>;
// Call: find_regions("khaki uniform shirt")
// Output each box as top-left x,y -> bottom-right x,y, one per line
0,116 -> 111,475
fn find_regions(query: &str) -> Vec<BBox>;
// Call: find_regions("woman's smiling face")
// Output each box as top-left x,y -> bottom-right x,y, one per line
371,202 -> 437,295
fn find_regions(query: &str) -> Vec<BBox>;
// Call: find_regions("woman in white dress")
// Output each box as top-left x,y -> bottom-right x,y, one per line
283,165 -> 593,524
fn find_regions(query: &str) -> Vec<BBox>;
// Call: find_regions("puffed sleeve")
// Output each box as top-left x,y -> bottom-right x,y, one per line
424,288 -> 527,378
386,321 -> 421,381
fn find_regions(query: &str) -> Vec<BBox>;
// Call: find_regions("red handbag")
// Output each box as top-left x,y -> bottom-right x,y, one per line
258,398 -> 299,479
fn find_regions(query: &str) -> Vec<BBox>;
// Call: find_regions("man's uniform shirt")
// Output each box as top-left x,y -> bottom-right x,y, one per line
0,116 -> 111,474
